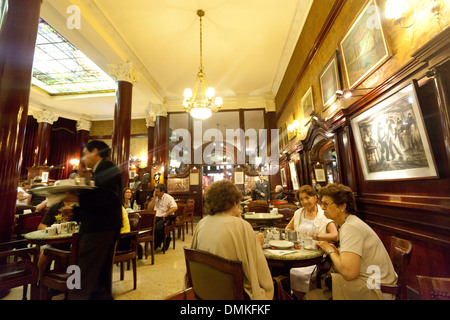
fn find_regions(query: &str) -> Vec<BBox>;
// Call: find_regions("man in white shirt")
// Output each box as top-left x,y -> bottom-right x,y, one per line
148,184 -> 178,250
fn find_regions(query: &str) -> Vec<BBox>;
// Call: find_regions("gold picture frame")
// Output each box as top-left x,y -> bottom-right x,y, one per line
340,0 -> 390,89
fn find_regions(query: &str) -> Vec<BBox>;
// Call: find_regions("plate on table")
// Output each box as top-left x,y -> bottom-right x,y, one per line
28,185 -> 94,196
269,240 -> 294,249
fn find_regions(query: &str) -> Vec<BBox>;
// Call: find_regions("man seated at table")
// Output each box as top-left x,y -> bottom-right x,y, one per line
147,183 -> 178,250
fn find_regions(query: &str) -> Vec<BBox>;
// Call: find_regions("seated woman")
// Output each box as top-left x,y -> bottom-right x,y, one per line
190,179 -> 274,300
122,187 -> 134,211
285,185 -> 338,299
306,183 -> 397,300
16,180 -> 31,206
274,185 -> 285,200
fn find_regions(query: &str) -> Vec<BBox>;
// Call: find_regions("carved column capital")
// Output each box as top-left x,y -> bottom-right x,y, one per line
108,62 -> 138,84
32,109 -> 58,124
76,118 -> 92,131
147,103 -> 168,123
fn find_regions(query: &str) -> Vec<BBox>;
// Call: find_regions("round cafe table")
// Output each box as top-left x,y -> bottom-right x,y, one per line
263,246 -> 324,278
24,229 -> 76,246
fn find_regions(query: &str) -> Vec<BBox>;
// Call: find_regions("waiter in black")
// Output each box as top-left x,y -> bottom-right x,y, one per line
65,140 -> 122,299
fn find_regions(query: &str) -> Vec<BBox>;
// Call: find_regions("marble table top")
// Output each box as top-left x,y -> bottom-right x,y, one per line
244,213 -> 283,220
263,247 -> 323,261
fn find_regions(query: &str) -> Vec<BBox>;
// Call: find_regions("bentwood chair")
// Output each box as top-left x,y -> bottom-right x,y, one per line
136,210 -> 156,264
15,211 -> 45,239
417,275 -> 450,300
113,213 -> 140,290
162,214 -> 176,254
184,199 -> 195,234
247,200 -> 269,213
380,236 -> 413,300
0,239 -> 39,300
174,203 -> 186,241
39,233 -> 80,300
184,247 -> 246,300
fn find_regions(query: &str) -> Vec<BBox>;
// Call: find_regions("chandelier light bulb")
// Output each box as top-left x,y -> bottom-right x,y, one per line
206,87 -> 215,98
215,97 -> 223,107
184,88 -> 193,98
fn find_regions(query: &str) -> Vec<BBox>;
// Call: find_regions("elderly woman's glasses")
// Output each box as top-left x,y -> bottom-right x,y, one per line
319,201 -> 335,208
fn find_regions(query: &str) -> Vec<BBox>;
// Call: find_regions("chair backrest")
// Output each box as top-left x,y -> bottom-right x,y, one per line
274,207 -> 296,228
175,203 -> 186,224
417,276 -> 450,300
127,212 -> 141,231
389,236 -> 413,300
185,200 -> 195,218
16,211 -> 46,238
248,200 -> 269,213
184,247 -> 245,300
136,210 -> 156,231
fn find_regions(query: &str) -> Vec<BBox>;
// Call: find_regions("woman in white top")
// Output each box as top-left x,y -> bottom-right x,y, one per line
16,181 -> 31,205
285,185 -> 338,299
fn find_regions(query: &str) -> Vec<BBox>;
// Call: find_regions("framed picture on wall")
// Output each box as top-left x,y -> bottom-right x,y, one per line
314,168 -> 326,182
340,0 -> 390,89
189,172 -> 199,186
280,167 -> 287,187
351,82 -> 438,181
301,87 -> 314,122
286,113 -> 295,140
289,161 -> 299,191
234,171 -> 244,185
320,51 -> 341,109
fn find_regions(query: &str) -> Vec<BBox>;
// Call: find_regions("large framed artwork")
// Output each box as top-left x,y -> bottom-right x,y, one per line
286,113 -> 295,140
289,161 -> 299,191
301,87 -> 314,122
351,82 -> 438,181
340,0 -> 390,89
280,167 -> 287,187
320,52 -> 341,110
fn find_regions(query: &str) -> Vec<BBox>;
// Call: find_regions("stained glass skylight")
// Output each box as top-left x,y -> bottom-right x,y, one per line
32,19 -> 116,96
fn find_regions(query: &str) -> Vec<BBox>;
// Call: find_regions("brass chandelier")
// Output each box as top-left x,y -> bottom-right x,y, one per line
183,9 -> 223,120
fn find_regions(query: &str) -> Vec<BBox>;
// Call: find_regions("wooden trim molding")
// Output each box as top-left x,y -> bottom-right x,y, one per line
276,0 -> 346,121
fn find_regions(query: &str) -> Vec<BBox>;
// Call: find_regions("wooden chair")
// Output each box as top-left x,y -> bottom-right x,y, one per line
174,203 -> 186,241
113,213 -> 140,290
184,247 -> 246,300
184,199 -> 195,234
162,214 -> 176,254
39,233 -> 80,300
15,211 -> 45,239
0,239 -> 39,300
136,210 -> 156,264
247,200 -> 269,213
417,276 -> 450,300
380,236 -> 413,300
274,206 -> 296,229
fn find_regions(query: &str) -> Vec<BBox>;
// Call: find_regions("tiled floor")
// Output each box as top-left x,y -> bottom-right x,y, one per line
1,225 -> 195,300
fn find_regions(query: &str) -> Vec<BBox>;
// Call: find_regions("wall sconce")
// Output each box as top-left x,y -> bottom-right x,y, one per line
385,0 -> 442,28
336,88 -> 374,99
69,159 -> 80,170
288,120 -> 300,135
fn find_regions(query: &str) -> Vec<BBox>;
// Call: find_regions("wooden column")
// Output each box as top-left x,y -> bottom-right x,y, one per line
32,110 -> 58,167
148,104 -> 168,187
109,63 -> 138,188
145,113 -> 155,167
0,0 -> 42,242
